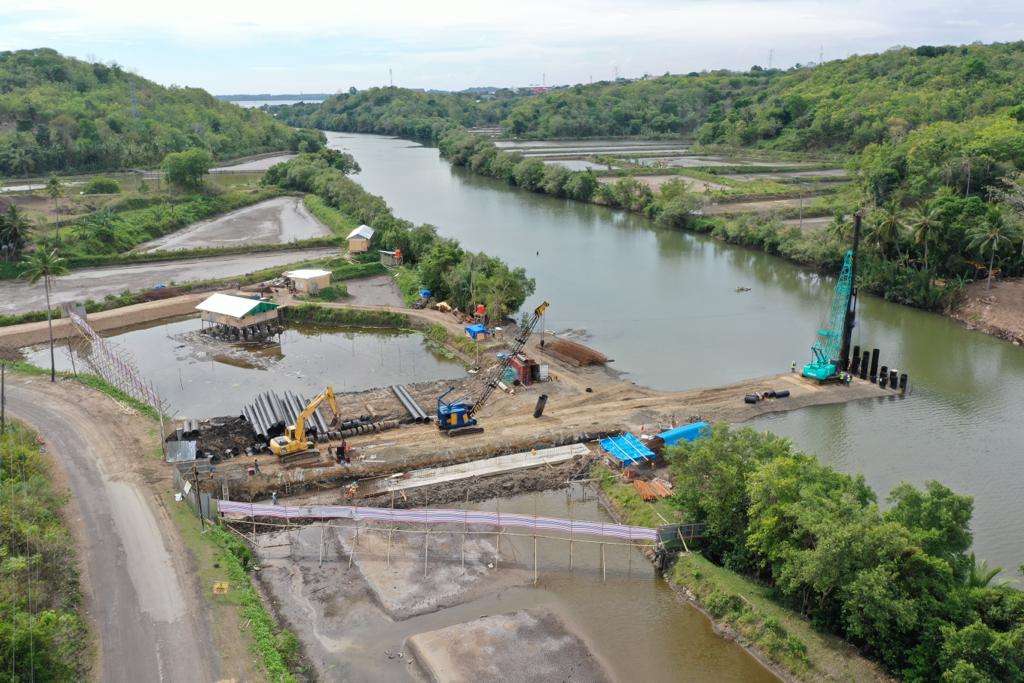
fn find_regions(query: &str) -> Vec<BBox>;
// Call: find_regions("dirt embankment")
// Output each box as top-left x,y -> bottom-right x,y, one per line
949,278 -> 1024,345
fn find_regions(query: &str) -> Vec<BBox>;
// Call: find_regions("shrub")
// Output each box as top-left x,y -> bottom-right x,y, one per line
82,176 -> 121,194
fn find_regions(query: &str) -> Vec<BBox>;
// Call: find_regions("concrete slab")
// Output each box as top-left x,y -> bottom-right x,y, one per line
407,609 -> 611,683
342,524 -> 532,619
366,443 -> 589,494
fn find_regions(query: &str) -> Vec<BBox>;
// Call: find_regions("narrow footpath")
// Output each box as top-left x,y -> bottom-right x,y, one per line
7,376 -> 219,683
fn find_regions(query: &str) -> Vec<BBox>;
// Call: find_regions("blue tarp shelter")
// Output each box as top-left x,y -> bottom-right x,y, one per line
465,324 -> 490,340
419,288 -> 432,299
599,433 -> 654,464
657,421 -> 710,447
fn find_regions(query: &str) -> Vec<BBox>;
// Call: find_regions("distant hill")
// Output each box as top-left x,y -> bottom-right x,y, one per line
216,93 -> 332,101
273,41 -> 1024,158
0,48 -> 307,176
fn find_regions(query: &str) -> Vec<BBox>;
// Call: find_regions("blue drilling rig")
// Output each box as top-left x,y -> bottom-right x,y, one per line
802,215 -> 861,382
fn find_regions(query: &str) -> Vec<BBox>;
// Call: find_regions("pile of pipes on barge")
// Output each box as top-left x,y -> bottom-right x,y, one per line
241,390 -> 398,449
391,384 -> 431,423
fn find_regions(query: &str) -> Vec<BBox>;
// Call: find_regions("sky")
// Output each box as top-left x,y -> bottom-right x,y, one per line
1,1 -> 1022,94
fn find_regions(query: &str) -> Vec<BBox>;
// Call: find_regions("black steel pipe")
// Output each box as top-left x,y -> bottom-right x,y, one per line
533,394 -> 548,418
889,369 -> 899,390
879,365 -> 888,388
869,348 -> 880,382
391,385 -> 420,422
860,350 -> 870,380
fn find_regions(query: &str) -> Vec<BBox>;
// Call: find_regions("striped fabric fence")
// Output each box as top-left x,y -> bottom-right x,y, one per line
217,500 -> 659,542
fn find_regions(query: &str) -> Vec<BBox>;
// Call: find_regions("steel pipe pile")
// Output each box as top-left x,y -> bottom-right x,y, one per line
391,385 -> 429,423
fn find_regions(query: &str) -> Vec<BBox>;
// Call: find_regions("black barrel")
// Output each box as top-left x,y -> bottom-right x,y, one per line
860,350 -> 870,380
899,373 -> 908,393
879,365 -> 888,388
533,394 -> 549,418
744,394 -> 760,404
870,349 -> 880,382
889,369 -> 899,390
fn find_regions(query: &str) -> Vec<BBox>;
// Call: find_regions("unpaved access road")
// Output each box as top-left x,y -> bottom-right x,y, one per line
6,376 -> 219,682
0,246 -> 336,315
137,197 -> 332,252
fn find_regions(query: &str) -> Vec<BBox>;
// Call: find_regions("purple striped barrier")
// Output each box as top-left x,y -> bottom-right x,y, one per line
217,500 -> 659,542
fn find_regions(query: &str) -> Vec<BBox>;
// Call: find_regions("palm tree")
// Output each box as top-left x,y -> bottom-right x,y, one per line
968,210 -> 1019,290
966,553 -> 1005,588
907,199 -> 941,271
869,200 -> 906,259
45,174 -> 64,241
0,205 -> 32,262
20,249 -> 69,383
3,146 -> 34,179
825,214 -> 852,243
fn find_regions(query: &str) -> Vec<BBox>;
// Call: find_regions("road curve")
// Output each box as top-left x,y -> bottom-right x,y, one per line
7,376 -> 219,682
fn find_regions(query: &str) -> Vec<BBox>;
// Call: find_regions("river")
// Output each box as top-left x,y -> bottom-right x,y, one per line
326,132 -> 1023,576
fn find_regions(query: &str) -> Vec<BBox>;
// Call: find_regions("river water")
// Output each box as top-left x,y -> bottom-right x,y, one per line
327,132 -> 1023,576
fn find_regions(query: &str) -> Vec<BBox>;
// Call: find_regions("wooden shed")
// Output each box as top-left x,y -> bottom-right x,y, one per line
346,224 -> 375,254
283,268 -> 332,294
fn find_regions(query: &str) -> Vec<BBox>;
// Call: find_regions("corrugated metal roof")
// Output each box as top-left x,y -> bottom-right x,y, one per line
196,293 -> 276,319
284,269 -> 331,280
346,224 -> 375,240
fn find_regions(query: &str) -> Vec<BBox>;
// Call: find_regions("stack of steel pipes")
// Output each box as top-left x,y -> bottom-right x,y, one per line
391,385 -> 430,423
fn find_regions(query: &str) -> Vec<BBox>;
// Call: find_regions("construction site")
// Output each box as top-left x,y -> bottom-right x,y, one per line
5,213 -> 907,681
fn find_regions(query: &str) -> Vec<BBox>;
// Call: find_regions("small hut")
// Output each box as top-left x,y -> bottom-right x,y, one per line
346,225 -> 375,254
283,268 -> 331,294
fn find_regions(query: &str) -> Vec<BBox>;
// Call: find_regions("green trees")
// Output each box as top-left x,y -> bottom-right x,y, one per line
20,249 -> 69,382
0,48 -> 306,175
161,149 -> 212,191
81,176 -> 121,194
0,205 -> 32,261
907,199 -> 941,270
967,209 -> 1020,289
665,425 -> 1020,680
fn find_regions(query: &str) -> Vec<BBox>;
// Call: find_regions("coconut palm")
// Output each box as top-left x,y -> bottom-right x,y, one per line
966,553 -> 1005,588
0,205 -> 32,261
968,209 -> 1020,290
3,145 -> 34,179
45,174 -> 64,240
20,249 -> 69,382
825,214 -> 852,243
869,200 -> 906,259
907,199 -> 941,271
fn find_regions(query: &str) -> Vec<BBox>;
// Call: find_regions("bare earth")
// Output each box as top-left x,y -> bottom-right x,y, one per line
950,278 -> 1024,344
6,377 -> 220,682
137,196 -> 331,252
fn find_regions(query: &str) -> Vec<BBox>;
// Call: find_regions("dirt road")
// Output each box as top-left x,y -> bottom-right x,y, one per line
0,247 -> 336,315
6,377 -> 219,682
137,197 -> 331,252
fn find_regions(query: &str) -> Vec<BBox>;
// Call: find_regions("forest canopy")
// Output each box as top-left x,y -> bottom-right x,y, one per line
0,48 -> 320,176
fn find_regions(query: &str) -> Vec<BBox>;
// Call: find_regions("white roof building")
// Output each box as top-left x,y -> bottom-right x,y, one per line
195,293 -> 279,329
283,268 -> 332,280
346,225 -> 375,240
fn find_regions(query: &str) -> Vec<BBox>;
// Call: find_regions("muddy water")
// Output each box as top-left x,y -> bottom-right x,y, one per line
328,132 -> 1023,576
272,489 -> 776,683
25,317 -> 465,417
465,489 -> 779,683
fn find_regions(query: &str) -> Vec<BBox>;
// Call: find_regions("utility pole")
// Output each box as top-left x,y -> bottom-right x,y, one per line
769,49 -> 773,69
389,68 -> 393,87
819,45 -> 824,64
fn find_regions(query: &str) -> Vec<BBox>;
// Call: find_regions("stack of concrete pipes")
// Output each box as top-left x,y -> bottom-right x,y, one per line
391,385 -> 431,423
241,390 -> 334,443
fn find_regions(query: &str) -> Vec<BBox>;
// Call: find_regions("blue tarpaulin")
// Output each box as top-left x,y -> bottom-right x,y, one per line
465,324 -> 490,339
657,421 -> 710,447
419,288 -> 432,299
599,433 -> 654,464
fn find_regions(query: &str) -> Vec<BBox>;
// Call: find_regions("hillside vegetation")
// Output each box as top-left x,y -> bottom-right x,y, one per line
0,48 -> 313,176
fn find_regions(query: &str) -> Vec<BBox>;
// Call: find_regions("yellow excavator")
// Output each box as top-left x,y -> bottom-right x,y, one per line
269,386 -> 341,457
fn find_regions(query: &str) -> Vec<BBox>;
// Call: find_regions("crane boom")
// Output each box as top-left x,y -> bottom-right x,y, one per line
437,301 -> 549,435
803,251 -> 854,381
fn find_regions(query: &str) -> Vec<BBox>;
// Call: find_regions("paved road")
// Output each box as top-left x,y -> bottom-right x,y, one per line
7,377 -> 219,682
137,197 -> 331,252
0,247 -> 337,315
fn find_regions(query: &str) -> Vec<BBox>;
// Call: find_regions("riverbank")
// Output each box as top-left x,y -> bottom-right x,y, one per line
593,466 -> 891,683
948,277 -> 1024,345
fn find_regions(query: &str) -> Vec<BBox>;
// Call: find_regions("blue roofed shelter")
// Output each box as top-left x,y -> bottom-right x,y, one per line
599,433 -> 654,465
657,422 -> 710,447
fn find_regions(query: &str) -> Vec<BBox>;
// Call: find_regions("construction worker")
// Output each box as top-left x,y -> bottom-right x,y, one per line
791,361 -> 797,373
271,491 -> 278,506
253,458 -> 260,474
